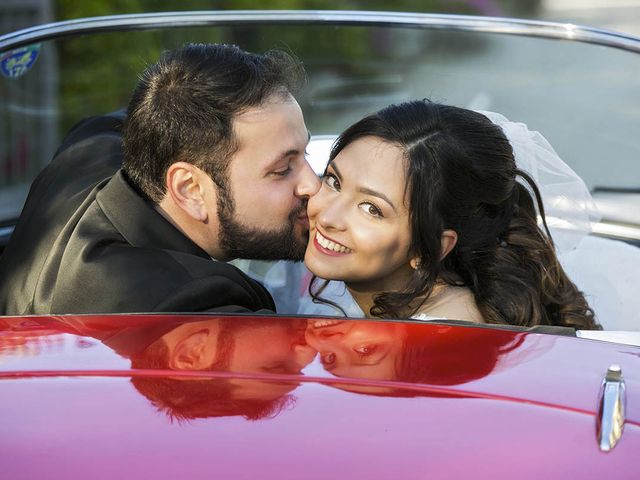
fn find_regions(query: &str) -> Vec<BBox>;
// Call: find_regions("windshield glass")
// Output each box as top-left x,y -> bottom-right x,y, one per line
2,21 -> 639,222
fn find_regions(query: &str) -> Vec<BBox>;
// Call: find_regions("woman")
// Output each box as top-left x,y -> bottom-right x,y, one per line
304,319 -> 529,388
303,100 -> 600,329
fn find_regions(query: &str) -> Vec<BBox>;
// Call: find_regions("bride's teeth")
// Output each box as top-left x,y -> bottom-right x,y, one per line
316,231 -> 351,253
312,319 -> 341,328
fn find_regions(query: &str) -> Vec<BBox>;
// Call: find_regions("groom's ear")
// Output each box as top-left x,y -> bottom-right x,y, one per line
439,230 -> 458,260
164,162 -> 212,222
169,328 -> 216,370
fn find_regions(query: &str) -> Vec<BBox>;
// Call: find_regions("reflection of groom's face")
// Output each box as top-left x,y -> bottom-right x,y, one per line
158,318 -> 315,375
225,319 -> 316,376
130,318 -> 316,420
226,320 -> 316,400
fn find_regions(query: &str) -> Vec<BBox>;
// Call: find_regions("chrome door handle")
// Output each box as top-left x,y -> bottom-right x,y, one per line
597,365 -> 626,452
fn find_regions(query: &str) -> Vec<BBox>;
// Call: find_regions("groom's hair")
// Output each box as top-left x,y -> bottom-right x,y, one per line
325,100 -> 598,330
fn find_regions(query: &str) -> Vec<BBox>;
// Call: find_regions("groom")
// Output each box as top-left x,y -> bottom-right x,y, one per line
0,44 -> 320,315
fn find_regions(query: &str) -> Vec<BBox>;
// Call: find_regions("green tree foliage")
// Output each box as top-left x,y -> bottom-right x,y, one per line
53,0 -> 539,131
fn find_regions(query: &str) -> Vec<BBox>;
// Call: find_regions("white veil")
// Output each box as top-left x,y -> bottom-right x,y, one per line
477,111 -> 601,254
478,112 -> 640,331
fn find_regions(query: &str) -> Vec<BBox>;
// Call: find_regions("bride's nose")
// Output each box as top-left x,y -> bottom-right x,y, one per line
315,196 -> 348,232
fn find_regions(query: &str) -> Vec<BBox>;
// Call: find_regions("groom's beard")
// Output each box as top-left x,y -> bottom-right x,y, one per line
218,190 -> 308,261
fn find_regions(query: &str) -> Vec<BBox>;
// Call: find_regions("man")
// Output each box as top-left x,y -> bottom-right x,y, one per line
127,316 -> 315,420
0,314 -> 315,420
0,43 -> 320,314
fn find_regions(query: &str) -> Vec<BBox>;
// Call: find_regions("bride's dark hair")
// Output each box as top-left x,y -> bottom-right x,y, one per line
312,100 -> 599,329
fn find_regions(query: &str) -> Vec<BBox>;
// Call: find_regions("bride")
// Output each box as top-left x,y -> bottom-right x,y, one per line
301,100 -> 600,329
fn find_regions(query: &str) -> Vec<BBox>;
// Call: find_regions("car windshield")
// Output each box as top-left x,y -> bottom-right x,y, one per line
2,15 -> 639,218
1,12 -> 639,332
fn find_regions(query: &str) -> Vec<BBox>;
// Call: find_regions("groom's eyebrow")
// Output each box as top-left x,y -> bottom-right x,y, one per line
268,131 -> 311,164
284,131 -> 311,156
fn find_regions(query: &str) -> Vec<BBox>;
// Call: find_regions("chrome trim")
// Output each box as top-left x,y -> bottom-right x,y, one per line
1,11 -> 640,54
591,222 -> 640,242
577,331 -> 640,348
597,365 -> 626,452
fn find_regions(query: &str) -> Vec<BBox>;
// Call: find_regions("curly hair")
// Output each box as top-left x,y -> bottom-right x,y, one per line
312,100 -> 599,330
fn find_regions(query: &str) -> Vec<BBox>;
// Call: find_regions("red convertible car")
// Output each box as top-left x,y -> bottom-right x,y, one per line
1,9 -> 639,478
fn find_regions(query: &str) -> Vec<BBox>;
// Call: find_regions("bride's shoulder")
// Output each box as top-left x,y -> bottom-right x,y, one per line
413,286 -> 484,323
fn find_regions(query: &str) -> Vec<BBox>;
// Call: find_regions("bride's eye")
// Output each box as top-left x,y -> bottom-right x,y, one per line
354,345 -> 378,357
358,202 -> 383,218
323,173 -> 340,191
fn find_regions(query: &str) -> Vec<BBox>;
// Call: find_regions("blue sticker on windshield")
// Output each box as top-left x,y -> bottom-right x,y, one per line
1,44 -> 41,78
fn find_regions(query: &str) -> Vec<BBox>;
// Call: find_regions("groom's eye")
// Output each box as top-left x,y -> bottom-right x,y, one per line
270,165 -> 292,177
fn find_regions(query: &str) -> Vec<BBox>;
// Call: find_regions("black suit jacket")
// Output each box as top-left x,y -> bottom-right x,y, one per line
0,114 -> 274,315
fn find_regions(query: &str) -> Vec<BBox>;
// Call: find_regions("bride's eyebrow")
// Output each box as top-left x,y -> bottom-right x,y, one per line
359,187 -> 397,213
329,160 -> 397,212
327,160 -> 342,180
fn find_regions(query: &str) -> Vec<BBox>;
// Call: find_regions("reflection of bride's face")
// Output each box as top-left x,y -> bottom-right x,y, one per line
304,136 -> 415,292
305,320 -> 406,379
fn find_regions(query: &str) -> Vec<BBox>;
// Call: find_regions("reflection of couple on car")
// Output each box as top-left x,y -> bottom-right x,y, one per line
0,42 -> 599,330
132,317 -> 534,419
43,315 -> 526,421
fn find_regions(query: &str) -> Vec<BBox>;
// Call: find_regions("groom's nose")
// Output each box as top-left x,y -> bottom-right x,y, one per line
294,160 -> 321,199
293,343 -> 317,367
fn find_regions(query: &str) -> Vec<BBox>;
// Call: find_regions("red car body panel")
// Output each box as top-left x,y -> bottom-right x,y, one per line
1,314 -> 638,479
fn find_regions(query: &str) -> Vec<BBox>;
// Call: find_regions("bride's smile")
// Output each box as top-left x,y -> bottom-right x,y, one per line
313,229 -> 352,255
